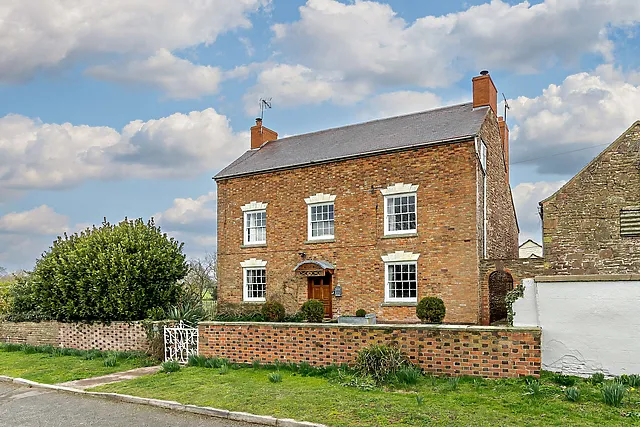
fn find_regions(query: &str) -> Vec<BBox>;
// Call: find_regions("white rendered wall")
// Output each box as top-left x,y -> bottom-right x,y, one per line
513,278 -> 640,377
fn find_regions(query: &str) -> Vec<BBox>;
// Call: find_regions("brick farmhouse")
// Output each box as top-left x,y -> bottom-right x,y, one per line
215,72 -> 518,324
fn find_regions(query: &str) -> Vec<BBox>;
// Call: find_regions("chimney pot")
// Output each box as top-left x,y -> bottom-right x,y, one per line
480,70 -> 489,76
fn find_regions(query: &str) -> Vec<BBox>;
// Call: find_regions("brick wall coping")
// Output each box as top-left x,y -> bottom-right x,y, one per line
535,274 -> 640,282
198,321 -> 541,334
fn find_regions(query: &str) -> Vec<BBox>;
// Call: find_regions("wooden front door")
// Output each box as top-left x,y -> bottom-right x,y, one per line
308,275 -> 332,318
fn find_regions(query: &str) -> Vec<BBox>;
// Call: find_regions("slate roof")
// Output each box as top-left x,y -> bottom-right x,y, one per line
215,102 -> 488,180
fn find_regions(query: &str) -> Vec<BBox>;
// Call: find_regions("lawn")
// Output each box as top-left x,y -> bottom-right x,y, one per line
93,366 -> 640,427
0,344 -> 153,384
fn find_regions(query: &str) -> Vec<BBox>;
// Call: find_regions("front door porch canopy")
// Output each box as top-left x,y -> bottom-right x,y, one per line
294,260 -> 335,276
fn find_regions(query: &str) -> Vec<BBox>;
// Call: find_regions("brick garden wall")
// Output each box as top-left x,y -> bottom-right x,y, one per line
0,321 -> 60,346
0,321 -> 150,352
199,322 -> 541,378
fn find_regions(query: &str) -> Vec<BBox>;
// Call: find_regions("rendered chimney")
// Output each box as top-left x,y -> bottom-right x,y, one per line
472,70 -> 498,115
250,118 -> 278,150
498,116 -> 510,184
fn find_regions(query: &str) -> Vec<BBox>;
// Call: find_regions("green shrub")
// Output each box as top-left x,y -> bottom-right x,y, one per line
355,309 -> 366,317
602,381 -> 626,407
30,219 -> 187,322
590,372 -> 605,385
187,355 -> 208,367
283,312 -> 305,322
252,359 -> 262,369
161,361 -> 181,373
524,378 -> 543,398
268,372 -> 283,383
565,387 -> 581,402
103,354 -> 118,367
395,365 -> 421,385
627,374 -> 640,387
416,297 -> 446,324
446,377 -> 460,391
145,307 -> 166,321
355,344 -> 407,384
261,301 -> 286,322
165,300 -> 206,325
552,373 -> 577,387
300,299 -> 325,323
214,302 -> 265,322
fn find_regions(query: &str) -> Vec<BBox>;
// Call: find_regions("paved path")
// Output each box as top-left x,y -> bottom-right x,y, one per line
56,365 -> 162,389
0,382 -> 256,427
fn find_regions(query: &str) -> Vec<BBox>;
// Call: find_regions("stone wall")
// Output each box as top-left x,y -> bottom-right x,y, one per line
541,122 -> 640,274
199,322 -> 541,378
0,321 -> 150,352
0,321 -> 59,346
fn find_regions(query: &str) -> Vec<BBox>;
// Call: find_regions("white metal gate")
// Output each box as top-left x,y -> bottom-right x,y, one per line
163,321 -> 198,364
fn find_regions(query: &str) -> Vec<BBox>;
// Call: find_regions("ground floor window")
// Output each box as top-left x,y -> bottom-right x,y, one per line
385,262 -> 417,302
243,267 -> 266,302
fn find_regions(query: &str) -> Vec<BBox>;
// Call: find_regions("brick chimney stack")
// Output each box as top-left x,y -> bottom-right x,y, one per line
250,118 -> 278,150
472,70 -> 497,115
498,116 -> 510,184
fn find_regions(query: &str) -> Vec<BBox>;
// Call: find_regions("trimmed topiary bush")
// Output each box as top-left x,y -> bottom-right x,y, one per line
261,301 -> 286,322
355,309 -> 367,317
416,296 -> 446,324
301,299 -> 325,323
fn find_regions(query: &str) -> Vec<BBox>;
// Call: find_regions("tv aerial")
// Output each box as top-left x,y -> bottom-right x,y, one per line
259,98 -> 272,120
502,93 -> 510,122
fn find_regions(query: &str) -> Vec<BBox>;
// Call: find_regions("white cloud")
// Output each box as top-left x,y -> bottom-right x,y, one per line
512,180 -> 565,242
0,205 -> 68,235
87,49 -> 222,99
0,0 -> 268,82
360,90 -> 443,119
268,0 -> 640,103
154,192 -> 217,233
244,64 -> 370,114
509,64 -> 640,174
0,109 -> 248,191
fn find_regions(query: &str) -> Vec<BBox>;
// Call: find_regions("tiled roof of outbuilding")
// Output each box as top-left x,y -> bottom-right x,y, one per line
215,102 -> 488,180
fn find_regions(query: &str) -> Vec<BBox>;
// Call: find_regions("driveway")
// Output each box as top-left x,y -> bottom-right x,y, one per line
0,382 -> 256,427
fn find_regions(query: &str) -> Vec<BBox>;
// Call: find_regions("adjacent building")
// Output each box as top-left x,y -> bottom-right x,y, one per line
519,239 -> 543,259
215,72 -> 518,324
540,121 -> 640,275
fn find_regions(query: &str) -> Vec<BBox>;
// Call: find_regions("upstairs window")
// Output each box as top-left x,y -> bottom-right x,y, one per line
477,138 -> 487,172
305,193 -> 336,241
241,202 -> 267,245
381,183 -> 419,236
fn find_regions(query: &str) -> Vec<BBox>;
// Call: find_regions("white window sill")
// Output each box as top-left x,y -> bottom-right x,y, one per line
304,238 -> 335,244
381,232 -> 418,239
381,301 -> 418,307
243,300 -> 266,304
241,243 -> 267,248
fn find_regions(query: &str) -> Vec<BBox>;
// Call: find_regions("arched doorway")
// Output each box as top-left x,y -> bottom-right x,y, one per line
488,271 -> 513,324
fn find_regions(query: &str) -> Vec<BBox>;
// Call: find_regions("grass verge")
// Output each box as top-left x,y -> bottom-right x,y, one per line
92,366 -> 640,427
0,343 -> 153,384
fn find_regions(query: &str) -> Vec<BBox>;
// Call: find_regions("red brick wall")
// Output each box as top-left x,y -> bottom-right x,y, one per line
0,321 -> 150,352
217,142 -> 482,324
199,322 -> 541,378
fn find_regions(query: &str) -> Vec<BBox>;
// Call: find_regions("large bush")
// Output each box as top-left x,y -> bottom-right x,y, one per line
261,301 -> 285,322
300,299 -> 325,323
30,218 -> 187,322
355,344 -> 408,384
416,296 -> 446,324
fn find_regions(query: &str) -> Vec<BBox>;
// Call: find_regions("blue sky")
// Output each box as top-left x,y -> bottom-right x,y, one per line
1,0 -> 639,271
